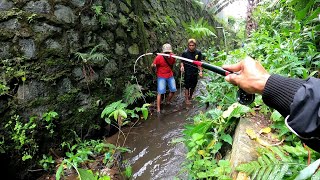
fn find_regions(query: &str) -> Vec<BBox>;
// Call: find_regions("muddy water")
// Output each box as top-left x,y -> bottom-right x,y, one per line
107,90 -> 205,180
125,98 -> 198,180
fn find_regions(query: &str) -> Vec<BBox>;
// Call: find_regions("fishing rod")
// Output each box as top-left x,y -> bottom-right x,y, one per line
156,53 -> 255,105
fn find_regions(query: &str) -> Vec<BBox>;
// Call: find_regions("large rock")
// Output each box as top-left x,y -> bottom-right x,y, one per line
33,22 -> 62,33
0,18 -> 21,30
0,42 -> 11,59
228,116 -> 271,179
19,39 -> 36,59
17,81 -> 47,103
54,5 -> 76,24
0,0 -> 13,10
71,0 -> 85,7
24,0 -> 51,14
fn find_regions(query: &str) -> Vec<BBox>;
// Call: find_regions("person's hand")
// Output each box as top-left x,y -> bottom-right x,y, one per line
180,66 -> 184,72
199,71 -> 203,78
222,56 -> 270,94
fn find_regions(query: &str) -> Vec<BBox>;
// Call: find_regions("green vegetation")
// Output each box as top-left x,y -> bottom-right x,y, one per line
91,5 -> 113,27
181,0 -> 320,179
180,103 -> 250,179
122,83 -> 144,105
55,139 -> 126,180
1,0 -> 319,179
182,17 -> 217,40
3,111 -> 58,161
236,145 -> 319,179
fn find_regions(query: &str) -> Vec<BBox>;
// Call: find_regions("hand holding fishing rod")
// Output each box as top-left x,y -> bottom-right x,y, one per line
157,53 -> 256,105
222,56 -> 270,95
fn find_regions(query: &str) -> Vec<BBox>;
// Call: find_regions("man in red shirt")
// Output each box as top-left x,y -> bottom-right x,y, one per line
151,43 -> 177,114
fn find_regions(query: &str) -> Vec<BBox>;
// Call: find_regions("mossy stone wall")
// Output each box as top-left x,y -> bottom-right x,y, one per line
0,0 -> 219,178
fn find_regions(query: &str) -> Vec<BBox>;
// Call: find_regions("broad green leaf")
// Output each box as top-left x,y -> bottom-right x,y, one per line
295,158 -> 320,180
78,168 -> 96,180
221,134 -> 232,145
270,110 -> 283,122
192,133 -> 204,141
98,176 -> 111,180
113,110 -> 119,120
56,161 -> 65,180
141,107 -> 148,120
104,118 -> 111,124
118,109 -> 127,119
197,172 -> 207,178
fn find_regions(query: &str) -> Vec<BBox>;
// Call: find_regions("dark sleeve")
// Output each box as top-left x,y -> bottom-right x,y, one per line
286,77 -> 320,152
263,75 -> 320,152
198,51 -> 203,61
181,52 -> 186,64
262,74 -> 305,117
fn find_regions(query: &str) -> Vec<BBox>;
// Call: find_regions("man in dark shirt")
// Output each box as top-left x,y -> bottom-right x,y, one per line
180,39 -> 203,105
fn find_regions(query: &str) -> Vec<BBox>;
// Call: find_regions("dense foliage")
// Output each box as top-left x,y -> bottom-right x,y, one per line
180,0 -> 320,179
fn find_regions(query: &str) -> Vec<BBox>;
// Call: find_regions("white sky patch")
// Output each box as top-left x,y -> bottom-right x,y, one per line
216,1 -> 248,20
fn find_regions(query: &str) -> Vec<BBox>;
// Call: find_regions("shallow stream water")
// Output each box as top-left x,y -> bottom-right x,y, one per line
107,90 -> 206,180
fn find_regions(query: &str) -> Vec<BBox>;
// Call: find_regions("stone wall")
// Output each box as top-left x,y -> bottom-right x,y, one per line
0,0 -> 219,178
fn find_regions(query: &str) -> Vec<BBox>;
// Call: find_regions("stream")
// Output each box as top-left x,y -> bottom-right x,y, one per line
107,87 -> 206,180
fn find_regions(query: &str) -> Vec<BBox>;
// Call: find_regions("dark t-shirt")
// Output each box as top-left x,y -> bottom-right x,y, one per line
181,49 -> 202,75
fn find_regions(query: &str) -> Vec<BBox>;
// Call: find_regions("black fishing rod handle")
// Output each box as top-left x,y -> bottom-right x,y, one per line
200,61 -> 255,105
201,62 -> 228,76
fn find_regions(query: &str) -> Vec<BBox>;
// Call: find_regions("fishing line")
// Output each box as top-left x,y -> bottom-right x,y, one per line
133,52 -> 255,106
133,52 -> 190,104
133,53 -> 153,104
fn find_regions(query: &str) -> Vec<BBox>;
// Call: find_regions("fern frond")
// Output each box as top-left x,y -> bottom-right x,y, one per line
184,18 -> 217,39
268,164 -> 280,179
262,165 -> 273,180
256,156 -> 267,180
122,84 -> 143,105
270,146 -> 291,162
88,53 -> 107,62
236,153 -> 288,180
274,163 -> 289,179
90,44 -> 103,54
75,52 -> 87,61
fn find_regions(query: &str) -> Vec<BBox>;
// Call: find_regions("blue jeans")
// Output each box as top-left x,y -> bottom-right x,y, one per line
157,76 -> 177,94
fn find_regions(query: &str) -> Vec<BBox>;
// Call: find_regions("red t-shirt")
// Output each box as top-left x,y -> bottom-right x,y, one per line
153,55 -> 176,78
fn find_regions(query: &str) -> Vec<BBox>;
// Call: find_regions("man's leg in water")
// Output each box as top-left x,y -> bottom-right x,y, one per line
166,76 -> 177,104
189,75 -> 198,100
156,94 -> 161,112
185,88 -> 192,104
157,78 -> 166,113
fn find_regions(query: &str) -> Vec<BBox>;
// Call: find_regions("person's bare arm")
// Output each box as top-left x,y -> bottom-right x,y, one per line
180,62 -> 184,72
